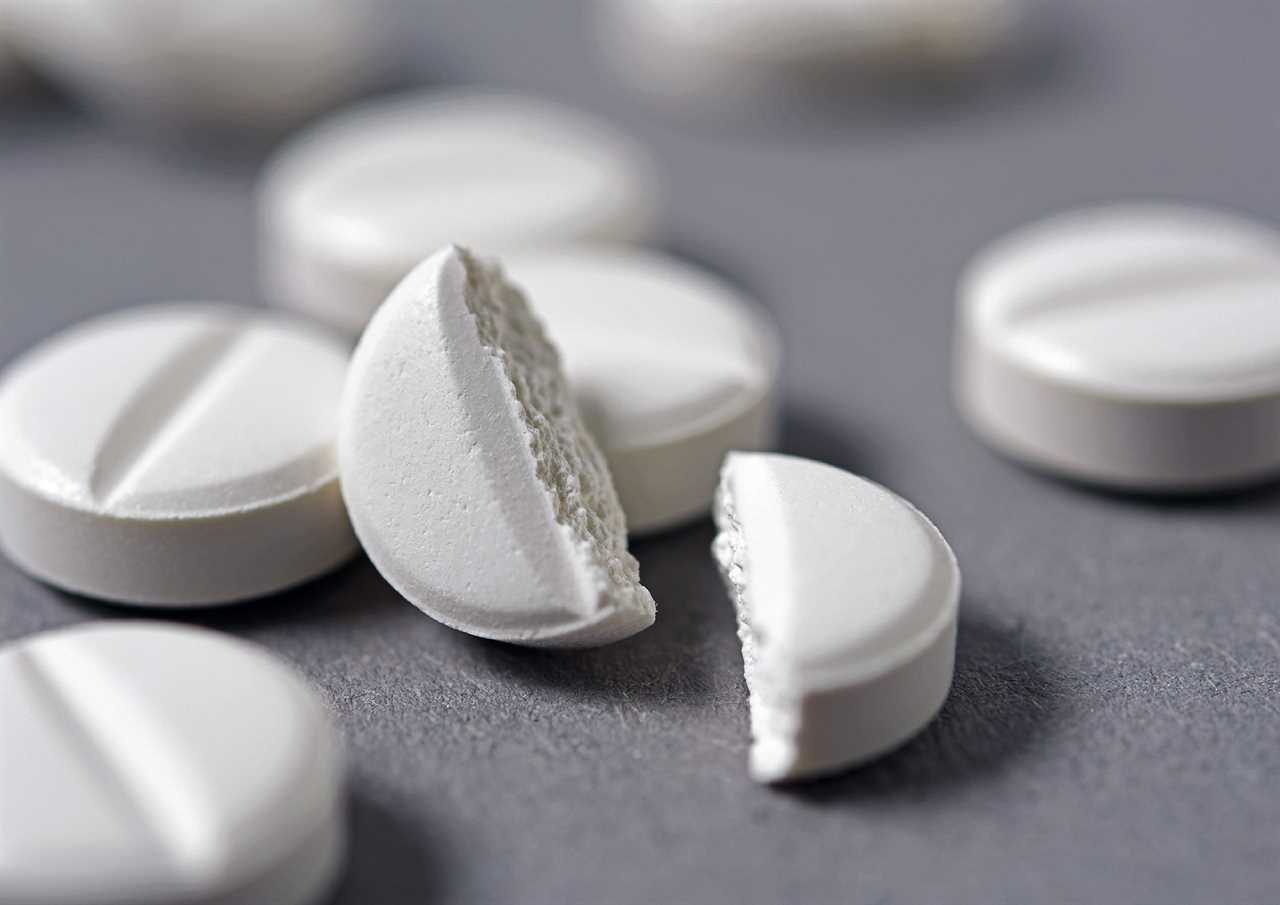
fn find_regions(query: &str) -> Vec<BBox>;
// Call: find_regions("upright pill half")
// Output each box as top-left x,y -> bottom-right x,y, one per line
713,453 -> 960,782
339,246 -> 656,648
260,92 -> 660,334
504,245 -> 780,534
0,304 -> 358,605
955,203 -> 1280,491
0,621 -> 347,905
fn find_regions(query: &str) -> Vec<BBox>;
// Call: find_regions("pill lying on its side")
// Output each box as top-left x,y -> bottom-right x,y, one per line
340,245 -> 656,648
599,0 -> 1024,103
3,0 -> 381,129
955,202 -> 1280,491
259,92 -> 660,335
0,622 -> 347,905
0,304 -> 357,605
713,452 -> 960,782
504,245 -> 780,535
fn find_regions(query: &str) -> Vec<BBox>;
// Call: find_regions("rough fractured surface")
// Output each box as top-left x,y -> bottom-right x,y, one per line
461,250 -> 651,618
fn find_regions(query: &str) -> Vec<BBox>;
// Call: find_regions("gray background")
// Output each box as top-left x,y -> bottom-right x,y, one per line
2,1 -> 1279,902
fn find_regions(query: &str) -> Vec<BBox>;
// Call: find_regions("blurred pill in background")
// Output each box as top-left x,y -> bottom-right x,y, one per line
258,92 -> 661,335
598,0 -> 1027,106
1,0 -> 384,130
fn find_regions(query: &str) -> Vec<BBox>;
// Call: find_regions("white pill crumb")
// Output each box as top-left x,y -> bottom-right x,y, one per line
340,245 -> 656,648
599,0 -> 1023,101
259,92 -> 660,335
713,453 -> 960,783
0,621 -> 347,905
503,245 -> 780,535
955,203 -> 1280,491
0,304 -> 357,605
3,0 -> 380,129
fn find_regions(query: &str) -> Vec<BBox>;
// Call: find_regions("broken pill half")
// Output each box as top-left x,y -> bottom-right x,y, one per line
339,245 -> 656,648
713,452 -> 960,782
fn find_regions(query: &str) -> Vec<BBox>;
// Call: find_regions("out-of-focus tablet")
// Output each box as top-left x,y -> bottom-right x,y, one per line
712,453 -> 960,783
599,0 -> 1023,101
259,92 -> 660,335
955,203 -> 1280,491
3,0 -> 380,129
341,246 -> 656,648
504,246 -> 780,534
0,621 -> 347,905
0,304 -> 358,605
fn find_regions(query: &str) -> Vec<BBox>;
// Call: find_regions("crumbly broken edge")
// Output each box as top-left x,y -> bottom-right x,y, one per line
458,248 -> 655,621
712,469 -> 798,780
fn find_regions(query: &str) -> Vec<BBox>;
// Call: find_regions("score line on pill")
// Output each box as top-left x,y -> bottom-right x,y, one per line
259,91 -> 661,335
955,202 -> 1280,492
0,621 -> 347,905
713,452 -> 960,782
340,245 -> 656,648
503,245 -> 780,535
0,304 -> 358,605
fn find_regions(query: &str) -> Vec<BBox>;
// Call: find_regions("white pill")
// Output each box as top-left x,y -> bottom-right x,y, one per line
0,621 -> 346,905
502,245 -> 780,535
340,246 -> 656,648
955,203 -> 1280,491
259,92 -> 660,335
3,0 -> 380,129
599,0 -> 1023,101
0,304 -> 358,605
712,452 -> 960,782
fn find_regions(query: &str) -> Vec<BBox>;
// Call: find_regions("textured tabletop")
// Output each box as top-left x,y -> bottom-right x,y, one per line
2,1 -> 1278,903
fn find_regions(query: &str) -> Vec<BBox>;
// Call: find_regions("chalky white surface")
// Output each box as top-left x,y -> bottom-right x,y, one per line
339,246 -> 656,648
955,203 -> 1280,490
713,453 -> 960,782
600,0 -> 1023,100
0,304 -> 357,605
2,0 -> 379,128
259,92 -> 660,334
0,621 -> 347,905
504,245 -> 779,534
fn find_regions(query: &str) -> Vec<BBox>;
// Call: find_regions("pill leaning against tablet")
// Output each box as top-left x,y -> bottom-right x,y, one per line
955,203 -> 1280,491
599,0 -> 1023,101
340,246 -> 656,647
3,0 -> 380,129
0,622 -> 347,905
503,246 -> 780,534
713,453 -> 960,782
259,92 -> 660,334
0,304 -> 357,605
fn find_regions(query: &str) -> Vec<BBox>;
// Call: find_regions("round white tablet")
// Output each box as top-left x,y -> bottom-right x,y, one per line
955,203 -> 1280,491
341,246 -> 656,648
259,92 -> 661,335
0,621 -> 347,905
3,0 -> 380,129
0,304 -> 358,605
713,453 -> 960,783
599,0 -> 1023,101
503,246 -> 780,534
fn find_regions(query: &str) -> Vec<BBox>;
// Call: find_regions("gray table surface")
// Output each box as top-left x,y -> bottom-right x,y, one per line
3,1 -> 1279,903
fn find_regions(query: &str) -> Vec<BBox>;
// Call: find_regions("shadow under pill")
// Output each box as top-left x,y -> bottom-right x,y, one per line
53,555 -> 409,635
329,786 -> 439,905
459,520 -> 733,708
788,604 -> 1071,804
